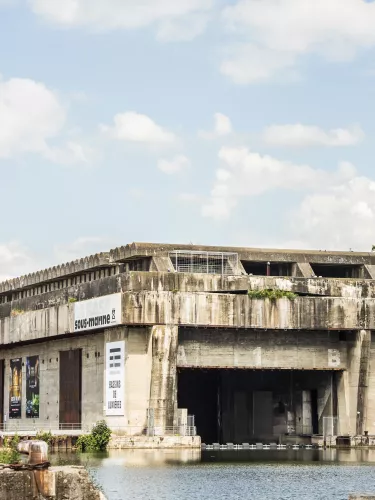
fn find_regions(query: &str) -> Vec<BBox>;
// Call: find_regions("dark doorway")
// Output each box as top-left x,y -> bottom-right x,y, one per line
178,369 -> 220,444
0,360 -> 4,426
59,350 -> 82,429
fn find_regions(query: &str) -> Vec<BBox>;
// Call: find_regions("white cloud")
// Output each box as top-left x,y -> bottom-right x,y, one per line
0,77 -> 89,165
178,192 -> 200,202
53,237 -> 105,263
158,155 -> 190,174
199,113 -> 233,139
221,44 -> 297,85
101,112 -> 176,144
263,124 -> 365,147
156,13 -> 209,42
291,176 -> 375,251
30,0 -> 213,40
43,141 -> 93,165
0,242 -> 35,282
202,146 -> 356,219
221,0 -> 375,83
0,77 -> 65,158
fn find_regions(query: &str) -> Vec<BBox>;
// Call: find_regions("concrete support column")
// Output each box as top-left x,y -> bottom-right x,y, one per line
356,330 -> 371,435
338,330 -> 371,436
149,325 -> 178,430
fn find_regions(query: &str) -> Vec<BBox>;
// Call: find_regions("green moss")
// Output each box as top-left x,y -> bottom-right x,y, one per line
247,289 -> 297,300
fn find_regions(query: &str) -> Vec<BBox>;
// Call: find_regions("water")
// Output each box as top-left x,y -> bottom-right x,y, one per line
51,449 -> 375,500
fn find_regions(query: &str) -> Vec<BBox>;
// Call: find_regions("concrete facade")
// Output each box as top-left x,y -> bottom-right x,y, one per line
0,242 -> 375,445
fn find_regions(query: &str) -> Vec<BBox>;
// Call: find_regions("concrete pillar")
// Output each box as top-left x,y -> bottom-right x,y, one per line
337,330 -> 371,436
149,325 -> 178,430
356,330 -> 371,435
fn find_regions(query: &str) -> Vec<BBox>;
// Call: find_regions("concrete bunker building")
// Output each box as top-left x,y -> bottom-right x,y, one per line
1,242 -> 375,445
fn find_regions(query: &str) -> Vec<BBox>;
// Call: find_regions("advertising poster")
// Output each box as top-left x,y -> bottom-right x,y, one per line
26,356 -> 40,418
105,341 -> 125,416
9,358 -> 22,419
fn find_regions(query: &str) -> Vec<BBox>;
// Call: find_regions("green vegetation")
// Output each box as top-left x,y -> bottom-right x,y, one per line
68,297 -> 78,303
0,435 -> 20,464
11,308 -> 24,316
248,289 -> 297,300
76,420 -> 111,453
35,430 -> 53,445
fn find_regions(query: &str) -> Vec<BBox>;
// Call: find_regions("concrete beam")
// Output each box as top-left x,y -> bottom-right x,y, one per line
123,292 -> 375,330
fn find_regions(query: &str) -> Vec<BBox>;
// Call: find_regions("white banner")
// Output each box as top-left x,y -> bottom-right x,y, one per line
74,293 -> 122,332
105,341 -> 125,416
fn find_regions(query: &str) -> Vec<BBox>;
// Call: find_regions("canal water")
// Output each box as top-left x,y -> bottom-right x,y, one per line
52,449 -> 375,500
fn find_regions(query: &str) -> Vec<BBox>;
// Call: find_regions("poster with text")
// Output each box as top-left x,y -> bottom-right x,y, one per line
105,341 -> 125,416
9,358 -> 22,419
26,356 -> 40,418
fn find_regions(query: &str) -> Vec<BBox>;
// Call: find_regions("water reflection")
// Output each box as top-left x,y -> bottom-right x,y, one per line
202,448 -> 375,464
50,448 -> 375,500
50,447 -> 375,467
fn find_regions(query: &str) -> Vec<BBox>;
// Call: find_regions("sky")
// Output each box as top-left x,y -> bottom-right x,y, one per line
2,0 -> 375,280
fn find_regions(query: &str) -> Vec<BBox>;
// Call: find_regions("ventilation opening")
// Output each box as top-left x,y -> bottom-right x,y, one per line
125,258 -> 152,272
242,261 -> 294,277
310,264 -> 363,279
169,251 -> 239,275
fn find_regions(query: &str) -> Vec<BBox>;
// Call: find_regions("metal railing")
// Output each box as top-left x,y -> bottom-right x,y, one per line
110,426 -> 197,437
169,250 -> 240,276
0,422 -> 197,437
0,422 -> 85,433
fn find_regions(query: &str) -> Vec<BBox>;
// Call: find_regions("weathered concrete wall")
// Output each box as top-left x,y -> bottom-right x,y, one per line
104,326 -> 153,433
2,291 -> 375,348
149,325 -> 178,428
1,333 -> 104,431
109,435 -> 201,449
0,327 -> 153,432
122,272 -> 375,298
177,329 -> 347,370
0,466 -> 105,500
336,331 -> 374,436
4,271 -> 375,325
123,292 -> 375,330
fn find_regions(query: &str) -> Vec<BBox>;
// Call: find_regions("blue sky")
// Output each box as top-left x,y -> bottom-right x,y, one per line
1,0 -> 375,279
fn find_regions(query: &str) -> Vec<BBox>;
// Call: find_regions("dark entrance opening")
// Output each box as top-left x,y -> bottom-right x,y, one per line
311,263 -> 362,279
242,261 -> 294,276
178,368 -> 335,444
0,360 -> 4,426
59,349 -> 82,429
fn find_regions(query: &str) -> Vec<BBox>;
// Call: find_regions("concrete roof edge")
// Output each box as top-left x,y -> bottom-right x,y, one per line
0,251 -> 111,294
1,241 -> 374,294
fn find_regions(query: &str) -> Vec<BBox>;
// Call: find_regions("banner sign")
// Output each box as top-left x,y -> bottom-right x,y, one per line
105,341 -> 125,416
74,293 -> 122,332
26,356 -> 40,418
9,358 -> 22,419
